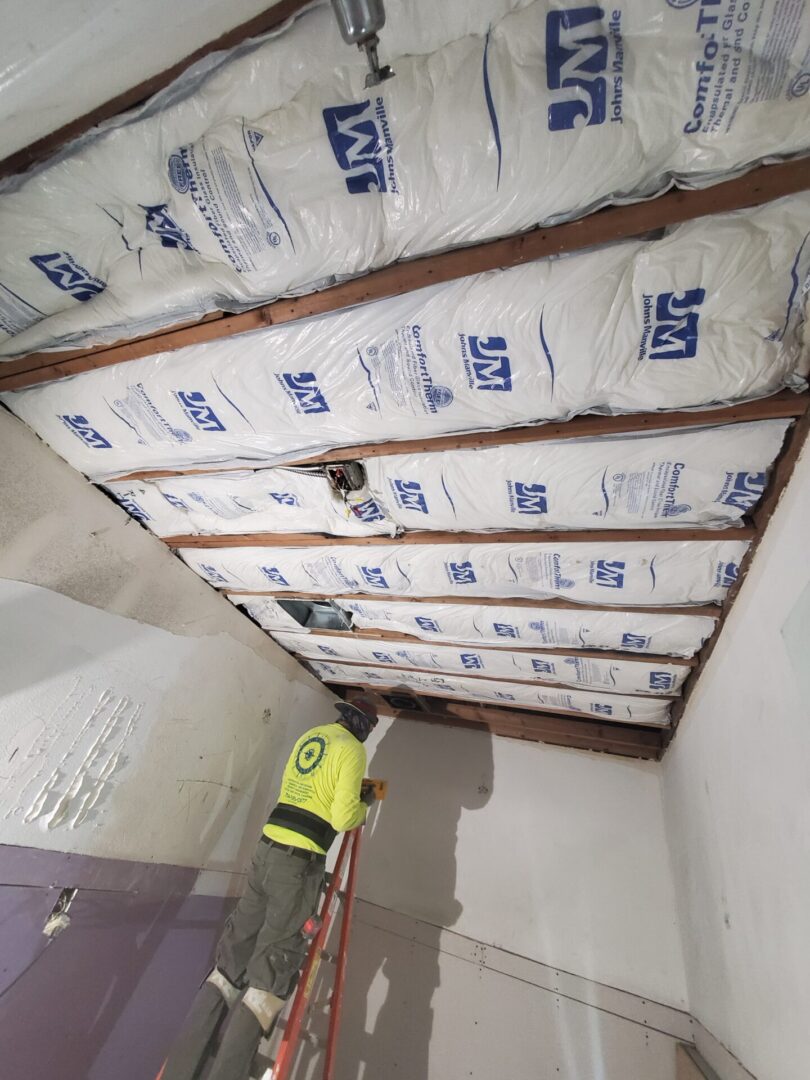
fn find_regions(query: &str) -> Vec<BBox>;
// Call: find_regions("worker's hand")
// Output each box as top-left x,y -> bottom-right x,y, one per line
360,782 -> 377,806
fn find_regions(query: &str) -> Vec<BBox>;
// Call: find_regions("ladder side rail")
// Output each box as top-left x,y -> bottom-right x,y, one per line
271,831 -> 353,1080
322,826 -> 364,1080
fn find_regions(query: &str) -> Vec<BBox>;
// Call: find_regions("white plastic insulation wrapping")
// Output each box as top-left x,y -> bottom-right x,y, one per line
103,420 -> 787,537
306,660 -> 671,726
0,0 -> 533,349
269,629 -> 688,696
233,593 -> 717,656
1,0 -> 809,355
3,195 -> 807,481
104,470 -> 396,537
328,598 -> 716,658
186,538 -> 750,605
5,195 -> 809,480
366,421 -> 789,532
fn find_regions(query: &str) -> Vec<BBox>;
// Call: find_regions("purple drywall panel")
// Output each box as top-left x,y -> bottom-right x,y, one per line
0,846 -> 236,1080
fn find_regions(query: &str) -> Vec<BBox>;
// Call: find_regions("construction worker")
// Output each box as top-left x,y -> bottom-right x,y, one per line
161,696 -> 379,1080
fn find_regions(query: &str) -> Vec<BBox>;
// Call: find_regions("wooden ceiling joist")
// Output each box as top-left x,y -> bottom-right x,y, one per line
269,625 -> 697,666
2,158 -> 809,393
167,524 -> 756,548
339,690 -> 665,759
225,588 -> 721,618
105,392 -> 807,483
0,0 -> 313,181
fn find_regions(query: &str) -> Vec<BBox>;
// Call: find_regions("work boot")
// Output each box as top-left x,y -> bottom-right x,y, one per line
206,988 -> 284,1080
160,981 -> 231,1080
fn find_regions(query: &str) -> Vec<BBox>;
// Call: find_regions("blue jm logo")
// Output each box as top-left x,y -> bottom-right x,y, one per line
469,336 -> 513,391
722,472 -> 766,512
650,289 -> 706,360
59,414 -> 112,450
31,252 -> 106,302
281,372 -> 331,414
594,559 -> 626,588
175,391 -> 226,432
393,480 -> 429,514
448,561 -> 477,585
322,102 -> 386,194
360,565 -> 389,589
260,566 -> 290,587
546,7 -> 608,131
514,482 -> 549,515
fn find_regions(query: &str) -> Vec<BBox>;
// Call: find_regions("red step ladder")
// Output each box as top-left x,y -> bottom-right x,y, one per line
257,824 -> 364,1080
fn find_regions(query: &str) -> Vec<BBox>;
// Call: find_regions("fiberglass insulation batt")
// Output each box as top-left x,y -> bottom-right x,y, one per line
185,538 -> 749,604
0,0 -> 808,354
232,593 -> 716,656
320,597 -> 717,657
305,660 -> 672,724
5,195 -> 809,479
269,629 -> 689,696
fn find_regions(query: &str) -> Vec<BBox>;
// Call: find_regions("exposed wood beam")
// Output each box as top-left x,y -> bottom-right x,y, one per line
105,393 -> 807,481
225,588 -> 721,618
3,158 -> 809,392
666,408 -> 810,741
339,691 -> 664,759
266,624 -> 697,666
0,1 -> 314,181
167,525 -> 755,548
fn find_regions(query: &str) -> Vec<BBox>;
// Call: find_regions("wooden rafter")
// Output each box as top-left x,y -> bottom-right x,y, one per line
225,588 -> 721,618
2,158 -> 809,392
167,524 -> 756,548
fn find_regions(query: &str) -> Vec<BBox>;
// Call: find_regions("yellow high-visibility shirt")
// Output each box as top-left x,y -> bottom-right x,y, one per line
263,722 -> 367,854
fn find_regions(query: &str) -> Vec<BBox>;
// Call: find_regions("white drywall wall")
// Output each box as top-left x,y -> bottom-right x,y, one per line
0,578 -> 333,871
0,0 -> 297,159
0,407 -> 337,870
305,901 -> 692,1080
362,714 -> 689,1009
662,443 -> 810,1080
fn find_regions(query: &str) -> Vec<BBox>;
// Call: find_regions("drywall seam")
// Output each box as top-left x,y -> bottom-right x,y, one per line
353,898 -> 694,1042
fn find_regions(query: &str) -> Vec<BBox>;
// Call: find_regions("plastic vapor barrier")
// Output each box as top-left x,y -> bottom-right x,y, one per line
332,598 -> 716,657
104,469 -> 396,537
366,421 -> 788,532
184,538 -> 749,605
1,1 -> 809,355
0,0 -> 531,351
5,196 -> 809,480
307,660 -> 671,725
270,629 -> 687,696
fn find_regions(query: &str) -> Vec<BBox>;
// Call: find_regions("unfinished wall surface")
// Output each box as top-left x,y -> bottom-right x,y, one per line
323,900 -> 692,1080
361,715 -> 689,1010
662,445 -> 810,1080
0,407 -> 337,1079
